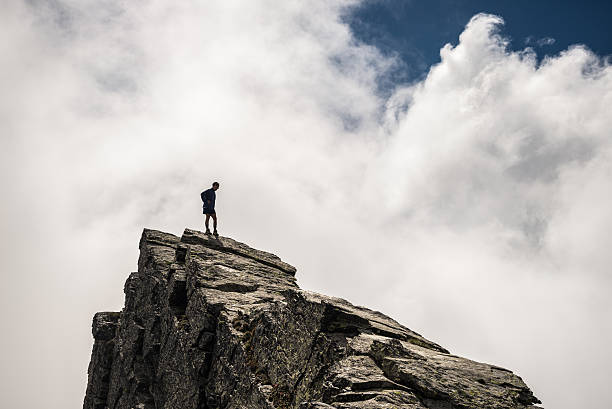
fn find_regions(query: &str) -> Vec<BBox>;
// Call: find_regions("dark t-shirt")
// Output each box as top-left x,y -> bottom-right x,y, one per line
202,188 -> 216,210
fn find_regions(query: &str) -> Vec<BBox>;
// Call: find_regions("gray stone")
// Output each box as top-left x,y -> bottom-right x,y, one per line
83,228 -> 541,409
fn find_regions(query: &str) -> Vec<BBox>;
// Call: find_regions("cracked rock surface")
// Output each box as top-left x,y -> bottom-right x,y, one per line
83,228 -> 542,409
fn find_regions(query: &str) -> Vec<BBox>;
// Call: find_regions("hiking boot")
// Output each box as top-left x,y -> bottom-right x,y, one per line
205,229 -> 212,235
213,230 -> 219,238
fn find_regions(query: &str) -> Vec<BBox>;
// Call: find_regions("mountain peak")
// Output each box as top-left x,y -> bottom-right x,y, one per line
84,228 -> 541,409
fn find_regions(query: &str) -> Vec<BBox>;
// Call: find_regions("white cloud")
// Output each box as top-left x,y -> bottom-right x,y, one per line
372,14 -> 612,407
1,5 -> 611,409
537,36 -> 556,46
527,35 -> 557,47
381,14 -> 612,270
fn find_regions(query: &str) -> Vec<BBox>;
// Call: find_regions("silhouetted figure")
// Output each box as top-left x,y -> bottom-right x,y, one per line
201,182 -> 220,237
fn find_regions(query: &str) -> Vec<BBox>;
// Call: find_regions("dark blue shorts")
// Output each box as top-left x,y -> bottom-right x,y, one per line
203,208 -> 216,215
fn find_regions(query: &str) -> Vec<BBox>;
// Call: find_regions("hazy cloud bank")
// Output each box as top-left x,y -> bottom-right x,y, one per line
1,3 -> 611,408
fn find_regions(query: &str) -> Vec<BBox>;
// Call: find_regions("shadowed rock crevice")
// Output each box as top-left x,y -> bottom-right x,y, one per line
84,312 -> 121,409
84,228 -> 541,409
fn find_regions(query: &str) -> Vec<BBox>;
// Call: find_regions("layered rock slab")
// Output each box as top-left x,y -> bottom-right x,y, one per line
83,228 -> 541,409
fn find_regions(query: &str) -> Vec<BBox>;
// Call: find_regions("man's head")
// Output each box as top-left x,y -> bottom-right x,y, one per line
212,182 -> 220,191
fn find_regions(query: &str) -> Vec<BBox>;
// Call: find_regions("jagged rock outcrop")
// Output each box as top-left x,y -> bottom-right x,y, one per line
84,228 -> 542,409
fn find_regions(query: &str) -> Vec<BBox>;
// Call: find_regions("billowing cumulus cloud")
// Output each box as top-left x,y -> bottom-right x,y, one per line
382,14 -> 612,259
1,3 -> 611,409
374,16 -> 612,407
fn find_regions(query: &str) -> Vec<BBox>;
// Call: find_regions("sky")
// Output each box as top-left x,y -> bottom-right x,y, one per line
348,0 -> 612,86
1,1 -> 611,408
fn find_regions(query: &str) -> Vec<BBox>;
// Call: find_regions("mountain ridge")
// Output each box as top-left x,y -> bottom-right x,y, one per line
83,228 -> 541,409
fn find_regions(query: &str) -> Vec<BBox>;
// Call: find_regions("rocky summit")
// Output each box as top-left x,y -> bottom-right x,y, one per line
84,228 -> 542,409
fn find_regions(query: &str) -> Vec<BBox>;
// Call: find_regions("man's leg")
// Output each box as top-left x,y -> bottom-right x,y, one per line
212,214 -> 218,232
205,214 -> 211,232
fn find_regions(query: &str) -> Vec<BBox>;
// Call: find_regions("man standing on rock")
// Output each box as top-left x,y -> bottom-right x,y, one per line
201,182 -> 220,237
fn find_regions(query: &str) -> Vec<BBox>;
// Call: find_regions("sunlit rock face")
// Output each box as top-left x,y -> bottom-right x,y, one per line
83,228 -> 541,409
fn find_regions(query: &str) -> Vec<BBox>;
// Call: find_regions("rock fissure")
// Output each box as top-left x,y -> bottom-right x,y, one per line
84,228 -> 541,409
293,330 -> 322,394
